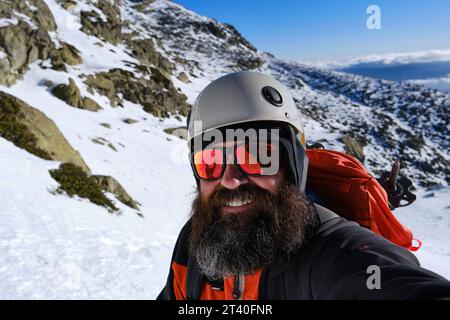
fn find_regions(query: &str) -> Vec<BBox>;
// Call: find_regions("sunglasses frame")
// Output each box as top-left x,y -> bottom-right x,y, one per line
190,139 -> 287,181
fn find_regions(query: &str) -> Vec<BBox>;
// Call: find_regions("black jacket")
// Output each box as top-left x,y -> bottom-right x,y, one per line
158,204 -> 450,300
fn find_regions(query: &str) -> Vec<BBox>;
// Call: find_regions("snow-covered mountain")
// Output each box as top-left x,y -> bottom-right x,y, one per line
0,0 -> 449,298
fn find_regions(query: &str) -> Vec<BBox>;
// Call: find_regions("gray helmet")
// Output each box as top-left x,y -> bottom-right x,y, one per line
187,71 -> 305,144
187,71 -> 308,192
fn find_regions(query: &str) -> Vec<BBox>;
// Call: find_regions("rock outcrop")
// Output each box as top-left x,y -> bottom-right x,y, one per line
49,163 -> 118,212
50,42 -> 83,71
79,0 -> 123,45
0,91 -> 90,172
164,127 -> 187,140
84,68 -> 189,116
49,163 -> 141,212
91,175 -> 140,210
0,0 -> 56,85
126,38 -> 174,75
52,78 -> 102,111
342,135 -> 366,163
0,91 -> 140,213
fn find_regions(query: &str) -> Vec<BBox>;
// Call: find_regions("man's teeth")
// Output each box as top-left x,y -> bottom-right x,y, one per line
224,197 -> 253,207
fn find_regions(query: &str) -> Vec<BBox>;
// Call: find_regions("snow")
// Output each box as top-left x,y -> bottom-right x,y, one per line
0,17 -> 18,28
0,137 -> 192,299
0,0 -> 449,299
26,1 -> 39,12
395,187 -> 450,279
12,11 -> 38,30
0,60 -> 197,297
0,0 -> 197,298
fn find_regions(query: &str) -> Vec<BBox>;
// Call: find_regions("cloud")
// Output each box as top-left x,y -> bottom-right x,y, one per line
409,75 -> 450,93
305,49 -> 450,69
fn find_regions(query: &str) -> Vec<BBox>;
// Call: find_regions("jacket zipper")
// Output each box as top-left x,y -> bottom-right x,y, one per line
232,274 -> 245,300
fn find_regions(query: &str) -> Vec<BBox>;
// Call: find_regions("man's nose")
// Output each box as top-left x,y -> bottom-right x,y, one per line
220,164 -> 248,190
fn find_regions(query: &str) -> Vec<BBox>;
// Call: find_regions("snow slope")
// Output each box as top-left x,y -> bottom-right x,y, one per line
0,0 -> 197,297
0,63 -> 197,298
0,0 -> 449,299
0,135 -> 192,299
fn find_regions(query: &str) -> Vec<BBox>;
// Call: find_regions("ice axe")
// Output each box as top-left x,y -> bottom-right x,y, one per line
377,161 -> 417,210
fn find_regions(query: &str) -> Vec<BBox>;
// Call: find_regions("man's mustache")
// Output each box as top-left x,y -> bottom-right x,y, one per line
207,184 -> 274,209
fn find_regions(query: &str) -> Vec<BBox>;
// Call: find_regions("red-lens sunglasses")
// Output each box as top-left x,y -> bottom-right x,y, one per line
192,142 -> 281,180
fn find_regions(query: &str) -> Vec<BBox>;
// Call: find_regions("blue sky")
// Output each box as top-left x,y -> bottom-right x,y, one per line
173,0 -> 450,62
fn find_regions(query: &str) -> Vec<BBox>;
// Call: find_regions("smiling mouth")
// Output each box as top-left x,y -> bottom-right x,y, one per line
220,195 -> 255,214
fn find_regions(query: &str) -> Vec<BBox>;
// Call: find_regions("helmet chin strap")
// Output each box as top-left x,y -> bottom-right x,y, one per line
279,126 -> 308,193
290,126 -> 308,193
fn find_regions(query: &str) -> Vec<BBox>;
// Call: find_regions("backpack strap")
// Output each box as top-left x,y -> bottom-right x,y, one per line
186,254 -> 204,300
260,204 -> 343,299
314,203 -> 339,224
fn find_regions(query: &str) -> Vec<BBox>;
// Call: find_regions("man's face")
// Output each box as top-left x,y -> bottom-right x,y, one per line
199,140 -> 285,217
189,138 -> 318,280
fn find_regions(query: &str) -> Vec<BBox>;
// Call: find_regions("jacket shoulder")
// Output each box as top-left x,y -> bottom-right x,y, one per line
300,208 -> 450,299
266,205 -> 424,299
172,219 -> 192,266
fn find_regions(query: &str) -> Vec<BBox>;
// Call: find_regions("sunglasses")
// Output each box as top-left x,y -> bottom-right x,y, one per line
192,141 -> 282,180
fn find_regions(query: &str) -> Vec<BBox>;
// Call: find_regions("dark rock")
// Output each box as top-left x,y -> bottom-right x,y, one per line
59,0 -> 77,11
131,0 -> 156,12
236,57 -> 264,70
82,97 -> 102,112
52,78 -> 83,108
84,73 -> 117,106
191,20 -> 226,39
0,91 -> 90,172
223,23 -> 258,52
80,0 -> 122,45
342,135 -> 366,163
99,122 -> 112,129
123,118 -> 139,124
39,79 -> 55,87
91,137 -> 117,152
125,38 -> 174,74
150,66 -> 171,88
0,21 -> 55,85
52,42 -> 82,69
50,163 -> 117,212
0,0 -> 57,85
91,175 -> 140,210
407,134 -> 425,151
177,72 -> 189,83
164,127 -> 187,140
52,78 -> 101,111
83,68 -> 190,117
0,0 -> 56,32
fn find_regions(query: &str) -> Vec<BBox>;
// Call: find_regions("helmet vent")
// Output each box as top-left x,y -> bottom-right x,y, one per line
262,86 -> 283,107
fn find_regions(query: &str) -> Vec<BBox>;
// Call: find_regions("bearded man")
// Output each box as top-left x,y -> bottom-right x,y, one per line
158,71 -> 450,300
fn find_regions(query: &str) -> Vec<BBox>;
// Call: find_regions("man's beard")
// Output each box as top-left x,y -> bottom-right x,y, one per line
189,182 -> 319,280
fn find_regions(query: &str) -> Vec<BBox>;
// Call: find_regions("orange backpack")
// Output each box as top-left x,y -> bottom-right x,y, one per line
306,149 -> 421,251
